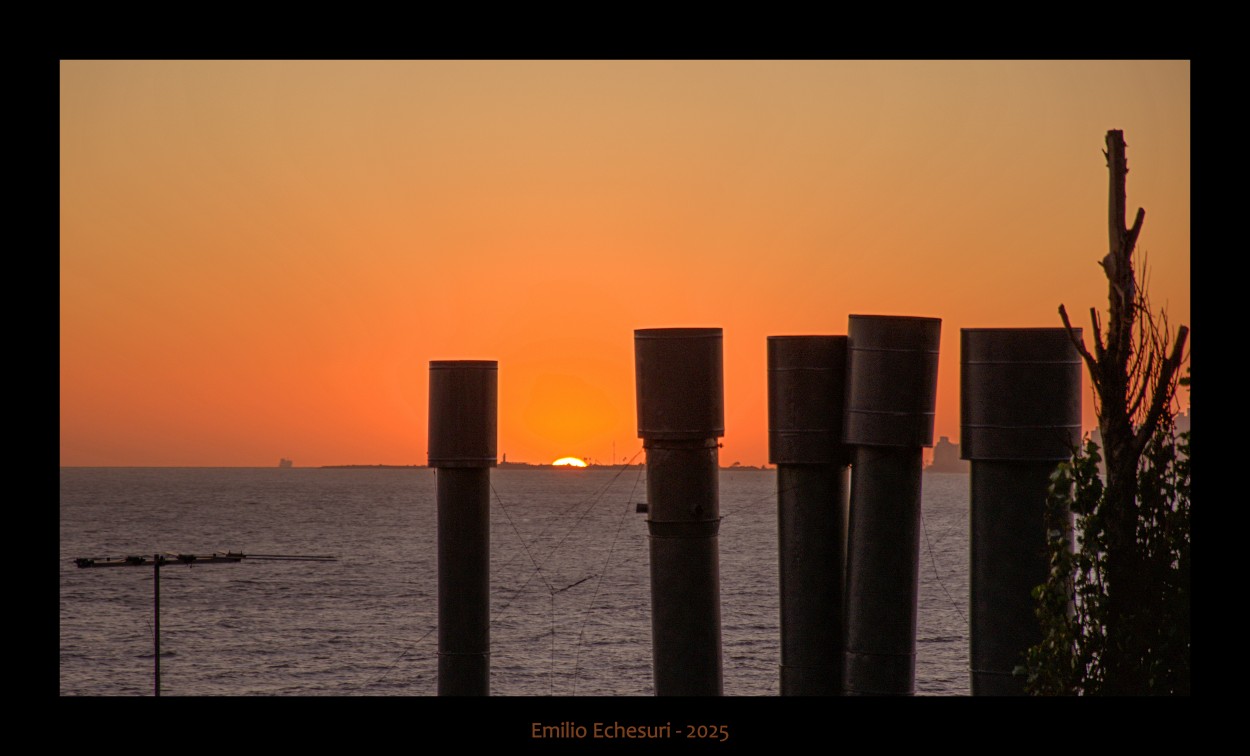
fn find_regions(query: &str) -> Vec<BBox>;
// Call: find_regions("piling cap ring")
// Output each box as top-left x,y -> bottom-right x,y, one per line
844,314 -> 941,448
960,327 -> 1082,460
635,328 -> 724,439
428,359 -> 498,467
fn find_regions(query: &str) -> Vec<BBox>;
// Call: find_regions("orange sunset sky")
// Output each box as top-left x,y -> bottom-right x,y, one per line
59,60 -> 1190,468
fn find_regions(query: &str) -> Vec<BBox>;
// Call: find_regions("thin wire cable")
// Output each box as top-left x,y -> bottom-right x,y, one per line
921,509 -> 968,627
360,466 -> 595,695
721,470 -> 812,522
550,592 -> 555,696
492,453 -> 644,619
353,625 -> 437,693
493,464 -> 638,575
489,455 -> 643,692
572,451 -> 646,694
491,481 -> 555,594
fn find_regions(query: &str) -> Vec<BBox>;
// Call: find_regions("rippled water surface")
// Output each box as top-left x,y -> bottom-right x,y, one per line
60,467 -> 971,696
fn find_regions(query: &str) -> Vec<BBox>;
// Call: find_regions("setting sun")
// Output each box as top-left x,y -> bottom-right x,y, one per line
552,457 -> 588,468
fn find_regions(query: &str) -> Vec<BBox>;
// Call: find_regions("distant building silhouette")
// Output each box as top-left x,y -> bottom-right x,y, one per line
1176,407 -> 1190,435
927,436 -> 969,473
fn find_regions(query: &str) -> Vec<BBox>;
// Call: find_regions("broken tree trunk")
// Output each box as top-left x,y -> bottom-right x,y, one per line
1058,129 -> 1188,694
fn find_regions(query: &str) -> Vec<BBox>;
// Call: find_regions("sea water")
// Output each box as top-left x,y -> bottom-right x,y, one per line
59,467 -> 971,696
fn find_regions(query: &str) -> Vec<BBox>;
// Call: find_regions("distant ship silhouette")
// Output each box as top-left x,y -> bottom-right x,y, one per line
278,458 -> 293,469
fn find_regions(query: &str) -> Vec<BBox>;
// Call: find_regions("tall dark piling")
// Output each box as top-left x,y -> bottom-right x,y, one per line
429,359 -> 497,696
768,336 -> 851,696
842,315 -> 941,695
635,328 -> 724,696
961,328 -> 1081,695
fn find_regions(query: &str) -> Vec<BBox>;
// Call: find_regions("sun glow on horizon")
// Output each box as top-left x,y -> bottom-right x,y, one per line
552,457 -> 588,467
58,61 -> 1188,468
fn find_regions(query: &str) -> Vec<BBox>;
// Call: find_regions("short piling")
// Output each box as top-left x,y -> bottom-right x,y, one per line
429,359 -> 497,696
961,328 -> 1081,695
768,335 -> 851,696
635,327 -> 725,696
842,314 -> 941,695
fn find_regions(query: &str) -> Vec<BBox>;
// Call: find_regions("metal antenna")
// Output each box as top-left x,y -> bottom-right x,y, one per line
73,551 -> 337,696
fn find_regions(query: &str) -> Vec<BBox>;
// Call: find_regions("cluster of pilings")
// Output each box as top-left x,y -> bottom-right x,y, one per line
766,316 -> 941,696
426,322 -> 1080,696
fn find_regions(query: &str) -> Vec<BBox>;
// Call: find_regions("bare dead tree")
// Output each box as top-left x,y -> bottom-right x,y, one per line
1056,129 -> 1189,694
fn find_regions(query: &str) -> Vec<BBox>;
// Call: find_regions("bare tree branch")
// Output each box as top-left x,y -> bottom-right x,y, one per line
1061,304 -> 1100,392
1133,325 -> 1189,457
1127,351 -> 1153,420
1126,208 -> 1145,256
1090,307 -> 1106,363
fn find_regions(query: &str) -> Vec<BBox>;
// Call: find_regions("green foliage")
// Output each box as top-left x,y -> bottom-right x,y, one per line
1022,417 -> 1190,695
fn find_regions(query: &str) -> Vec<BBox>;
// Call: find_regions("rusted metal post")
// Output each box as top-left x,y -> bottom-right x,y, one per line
842,315 -> 941,695
961,328 -> 1082,695
768,335 -> 850,695
635,328 -> 724,696
429,360 -> 497,696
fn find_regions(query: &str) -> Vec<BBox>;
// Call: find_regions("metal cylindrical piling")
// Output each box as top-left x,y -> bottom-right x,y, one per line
961,328 -> 1081,695
842,315 -> 941,696
768,335 -> 850,696
429,359 -> 497,696
635,328 -> 724,696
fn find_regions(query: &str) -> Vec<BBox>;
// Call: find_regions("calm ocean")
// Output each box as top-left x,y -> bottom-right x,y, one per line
59,467 -> 972,697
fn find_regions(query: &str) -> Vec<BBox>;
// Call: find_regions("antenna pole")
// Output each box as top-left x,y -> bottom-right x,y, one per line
73,550 -> 335,695
153,554 -> 160,697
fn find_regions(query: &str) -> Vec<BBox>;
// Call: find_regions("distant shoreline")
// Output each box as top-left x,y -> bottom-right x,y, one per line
61,464 -> 970,472
317,463 -> 969,472
319,464 -> 424,469
316,463 -> 774,470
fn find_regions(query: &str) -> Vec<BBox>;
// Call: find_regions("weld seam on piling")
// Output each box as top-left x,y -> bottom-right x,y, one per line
848,409 -> 937,418
646,520 -> 722,538
848,346 -> 941,354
